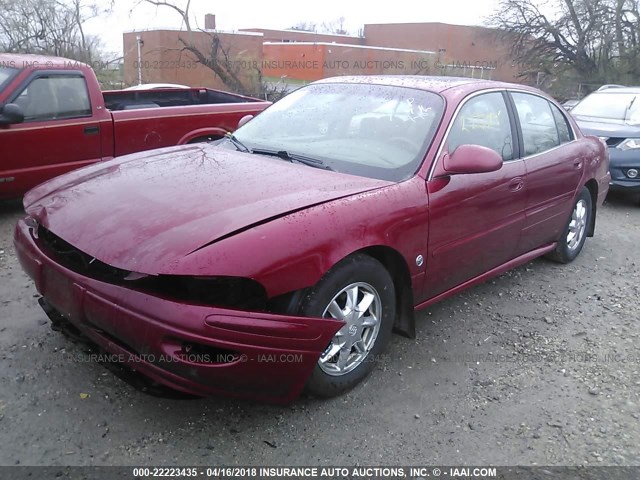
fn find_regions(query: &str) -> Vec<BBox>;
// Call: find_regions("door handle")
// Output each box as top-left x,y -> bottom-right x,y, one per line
84,125 -> 100,135
509,177 -> 524,192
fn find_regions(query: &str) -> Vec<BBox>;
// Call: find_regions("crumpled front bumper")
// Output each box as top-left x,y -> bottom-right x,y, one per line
14,218 -> 343,403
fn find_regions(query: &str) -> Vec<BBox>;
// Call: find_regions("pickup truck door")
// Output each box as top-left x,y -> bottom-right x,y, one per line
423,91 -> 527,300
0,71 -> 106,198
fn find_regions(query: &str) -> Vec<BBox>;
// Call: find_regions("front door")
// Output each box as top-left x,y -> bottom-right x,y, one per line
423,91 -> 527,300
0,72 -> 103,198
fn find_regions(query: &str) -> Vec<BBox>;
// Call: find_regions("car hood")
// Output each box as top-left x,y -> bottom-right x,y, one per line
25,144 -> 391,274
574,115 -> 640,138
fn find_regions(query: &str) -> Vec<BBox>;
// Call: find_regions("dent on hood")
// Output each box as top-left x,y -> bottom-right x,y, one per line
23,144 -> 392,275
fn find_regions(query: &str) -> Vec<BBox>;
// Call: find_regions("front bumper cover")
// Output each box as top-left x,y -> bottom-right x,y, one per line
609,177 -> 640,193
14,218 -> 343,403
608,150 -> 640,192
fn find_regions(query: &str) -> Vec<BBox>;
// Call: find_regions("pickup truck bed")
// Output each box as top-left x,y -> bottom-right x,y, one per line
103,87 -> 255,110
0,54 -> 270,199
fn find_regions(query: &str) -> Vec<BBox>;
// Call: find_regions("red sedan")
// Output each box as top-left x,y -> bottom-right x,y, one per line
14,76 -> 610,403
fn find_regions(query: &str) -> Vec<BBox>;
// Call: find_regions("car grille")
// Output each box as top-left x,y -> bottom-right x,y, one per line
37,225 -> 131,284
36,225 -> 267,310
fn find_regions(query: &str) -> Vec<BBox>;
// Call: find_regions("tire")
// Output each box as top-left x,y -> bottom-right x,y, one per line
297,254 -> 395,397
546,186 -> 592,264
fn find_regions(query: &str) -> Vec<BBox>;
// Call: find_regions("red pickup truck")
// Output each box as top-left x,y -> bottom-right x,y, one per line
0,54 -> 270,199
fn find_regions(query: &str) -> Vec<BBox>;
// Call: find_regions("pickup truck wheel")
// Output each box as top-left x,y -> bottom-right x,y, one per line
297,254 -> 395,397
546,187 -> 592,264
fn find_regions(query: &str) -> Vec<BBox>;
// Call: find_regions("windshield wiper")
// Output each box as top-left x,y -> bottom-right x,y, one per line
628,96 -> 637,110
251,148 -> 334,171
625,96 -> 637,120
225,133 -> 250,153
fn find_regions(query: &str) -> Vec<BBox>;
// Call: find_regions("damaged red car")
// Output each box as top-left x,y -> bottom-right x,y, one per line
14,76 -> 610,403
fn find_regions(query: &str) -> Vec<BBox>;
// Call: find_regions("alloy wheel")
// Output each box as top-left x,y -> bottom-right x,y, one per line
567,199 -> 588,251
318,282 -> 382,376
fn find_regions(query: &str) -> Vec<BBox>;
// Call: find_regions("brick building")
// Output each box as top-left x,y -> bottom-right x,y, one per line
261,43 -> 436,82
122,16 -> 521,92
240,28 -> 364,46
122,28 -> 264,92
363,22 -> 518,81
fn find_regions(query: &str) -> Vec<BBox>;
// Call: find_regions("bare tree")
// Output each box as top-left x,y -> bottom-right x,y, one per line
0,0 -> 111,64
290,21 -> 317,32
321,17 -> 350,35
487,0 -> 640,89
291,17 -> 351,35
140,0 -> 266,96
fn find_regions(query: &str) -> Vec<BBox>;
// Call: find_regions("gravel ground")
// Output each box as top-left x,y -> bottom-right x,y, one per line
0,193 -> 639,467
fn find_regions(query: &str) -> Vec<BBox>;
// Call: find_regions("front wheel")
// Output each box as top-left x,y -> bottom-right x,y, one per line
546,186 -> 592,263
297,254 -> 395,397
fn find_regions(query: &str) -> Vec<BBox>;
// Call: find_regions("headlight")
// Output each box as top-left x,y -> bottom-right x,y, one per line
131,275 -> 268,310
617,138 -> 640,150
627,168 -> 639,179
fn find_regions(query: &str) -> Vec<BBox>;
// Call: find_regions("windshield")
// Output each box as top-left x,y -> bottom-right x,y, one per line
571,92 -> 640,123
229,82 -> 444,182
0,66 -> 18,92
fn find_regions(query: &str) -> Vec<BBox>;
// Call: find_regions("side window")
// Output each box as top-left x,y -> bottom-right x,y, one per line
550,103 -> 574,144
13,75 -> 91,122
512,92 -> 560,156
447,92 -> 514,161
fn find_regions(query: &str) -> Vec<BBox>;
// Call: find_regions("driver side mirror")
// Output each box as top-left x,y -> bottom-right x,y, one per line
0,103 -> 25,126
237,114 -> 254,129
443,144 -> 503,175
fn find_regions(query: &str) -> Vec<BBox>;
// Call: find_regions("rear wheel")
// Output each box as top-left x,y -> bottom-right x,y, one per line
297,254 -> 395,397
546,186 -> 592,263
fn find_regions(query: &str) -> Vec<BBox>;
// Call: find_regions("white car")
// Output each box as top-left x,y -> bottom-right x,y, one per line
123,83 -> 189,91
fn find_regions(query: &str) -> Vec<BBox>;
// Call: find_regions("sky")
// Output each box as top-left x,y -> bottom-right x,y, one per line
83,0 -> 504,58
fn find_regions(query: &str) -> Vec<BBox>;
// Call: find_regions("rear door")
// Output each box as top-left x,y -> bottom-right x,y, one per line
508,91 -> 584,254
0,71 -> 104,198
423,91 -> 527,300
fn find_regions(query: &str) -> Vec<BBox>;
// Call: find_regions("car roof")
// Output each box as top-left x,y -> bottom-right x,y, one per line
591,86 -> 640,94
313,75 -> 537,95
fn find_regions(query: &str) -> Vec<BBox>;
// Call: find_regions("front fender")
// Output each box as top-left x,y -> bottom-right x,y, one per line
170,178 -> 430,298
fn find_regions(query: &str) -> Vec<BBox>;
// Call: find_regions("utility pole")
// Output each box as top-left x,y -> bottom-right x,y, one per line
136,35 -> 143,85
